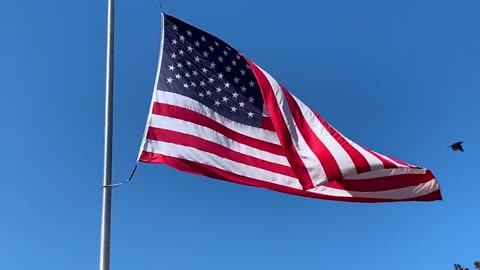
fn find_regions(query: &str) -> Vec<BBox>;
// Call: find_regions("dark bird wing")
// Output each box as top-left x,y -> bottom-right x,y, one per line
449,141 -> 464,151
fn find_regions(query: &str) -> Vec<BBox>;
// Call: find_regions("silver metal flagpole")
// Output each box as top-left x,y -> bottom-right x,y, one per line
99,0 -> 114,268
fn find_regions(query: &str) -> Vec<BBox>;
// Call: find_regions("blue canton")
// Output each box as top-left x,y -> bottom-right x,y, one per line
157,14 -> 265,128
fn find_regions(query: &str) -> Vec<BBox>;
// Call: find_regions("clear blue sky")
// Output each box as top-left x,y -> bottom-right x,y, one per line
1,0 -> 479,269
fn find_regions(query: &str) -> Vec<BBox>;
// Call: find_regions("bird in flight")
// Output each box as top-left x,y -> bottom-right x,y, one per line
449,141 -> 464,152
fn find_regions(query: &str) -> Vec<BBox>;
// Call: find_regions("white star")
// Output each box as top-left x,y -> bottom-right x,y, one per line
201,36 -> 206,42
179,35 -> 185,42
192,70 -> 198,76
224,82 -> 230,88
200,81 -> 206,86
199,92 -> 204,97
218,73 -> 224,80
218,56 -> 224,63
245,64 -> 250,69
222,96 -> 229,102
187,46 -> 193,52
226,46 -> 232,51
168,65 -> 175,71
171,52 -> 177,59
214,41 -> 219,47
214,100 -> 221,106
209,45 -> 214,52
167,77 -> 173,83
186,30 -> 192,36
190,81 -> 197,87
247,111 -> 254,117
185,72 -> 191,78
208,77 -> 214,83
172,24 -> 178,31
178,50 -> 184,55
234,77 -> 240,83
194,41 -> 200,47
176,62 -> 183,68
216,86 -> 222,92
210,62 -> 216,68
236,54 -> 241,60
175,74 -> 181,79
223,50 -> 228,56
249,81 -> 255,87
240,69 -> 246,75
172,39 -> 178,45
226,66 -> 232,72
231,106 -> 237,112
240,86 -> 247,92
231,59 -> 237,66
194,56 -> 201,62
186,61 -> 192,66
202,67 -> 208,73
203,51 -> 209,57
206,90 -> 212,96
232,92 -> 239,98
248,96 -> 254,103
239,101 -> 245,108
183,83 -> 189,88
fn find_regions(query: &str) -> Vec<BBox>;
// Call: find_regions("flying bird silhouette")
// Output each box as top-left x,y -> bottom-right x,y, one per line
449,141 -> 464,152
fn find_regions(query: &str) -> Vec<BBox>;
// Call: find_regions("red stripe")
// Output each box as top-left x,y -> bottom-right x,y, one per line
261,116 -> 275,130
279,84 -> 343,180
308,109 -> 372,175
246,59 -> 314,190
139,151 -> 443,203
146,126 -> 296,177
326,170 -> 435,192
152,103 -> 284,156
362,147 -> 398,169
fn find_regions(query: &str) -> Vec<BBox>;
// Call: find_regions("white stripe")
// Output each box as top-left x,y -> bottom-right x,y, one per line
310,178 -> 439,200
154,90 -> 281,145
257,65 -> 328,186
343,167 -> 427,180
144,139 -> 303,189
343,136 -> 387,170
148,114 -> 291,166
290,94 -> 358,178
370,150 -> 410,168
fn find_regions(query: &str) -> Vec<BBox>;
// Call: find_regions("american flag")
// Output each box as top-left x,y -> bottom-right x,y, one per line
138,12 -> 442,203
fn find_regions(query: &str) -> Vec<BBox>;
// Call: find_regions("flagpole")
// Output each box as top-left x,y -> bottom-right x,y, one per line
99,0 -> 114,268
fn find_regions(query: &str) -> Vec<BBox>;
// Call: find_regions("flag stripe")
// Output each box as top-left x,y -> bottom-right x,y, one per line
343,137 -> 387,171
145,123 -> 435,193
342,167 -> 426,180
141,140 -> 302,188
300,103 -> 372,174
148,114 -> 290,166
154,90 -> 281,144
140,150 -> 441,202
361,147 -> 398,169
152,101 -> 284,156
370,150 -> 410,168
140,151 -> 305,189
325,169 -> 435,192
279,85 -> 346,181
385,154 -> 415,168
287,91 -> 367,179
311,178 -> 439,200
146,126 -> 296,177
246,58 -> 315,190
260,68 -> 333,186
